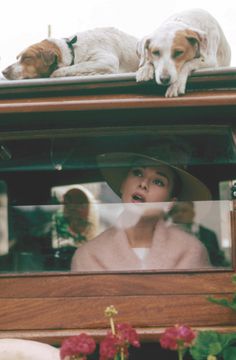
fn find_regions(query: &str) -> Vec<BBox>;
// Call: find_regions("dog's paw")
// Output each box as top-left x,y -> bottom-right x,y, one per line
136,63 -> 154,82
165,79 -> 187,98
50,68 -> 69,78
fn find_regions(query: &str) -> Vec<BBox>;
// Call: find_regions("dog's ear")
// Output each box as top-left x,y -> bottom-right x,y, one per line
136,36 -> 151,67
40,50 -> 57,66
185,28 -> 207,57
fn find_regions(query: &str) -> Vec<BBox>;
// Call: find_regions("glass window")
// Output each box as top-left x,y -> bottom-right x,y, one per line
0,124 -> 234,273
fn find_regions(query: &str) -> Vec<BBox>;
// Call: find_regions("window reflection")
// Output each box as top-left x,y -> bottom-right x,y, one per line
0,125 -> 235,273
3,199 -> 232,273
168,201 -> 231,267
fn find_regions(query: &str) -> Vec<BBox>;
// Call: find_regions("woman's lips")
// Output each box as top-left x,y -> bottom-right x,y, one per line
132,192 -> 145,202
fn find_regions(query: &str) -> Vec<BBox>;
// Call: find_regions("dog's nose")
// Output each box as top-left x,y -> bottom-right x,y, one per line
2,68 -> 9,78
160,75 -> 171,85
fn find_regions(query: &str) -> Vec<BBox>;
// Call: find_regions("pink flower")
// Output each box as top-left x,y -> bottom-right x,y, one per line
115,323 -> 140,348
60,333 -> 96,360
160,325 -> 196,351
99,323 -> 140,360
99,333 -> 117,360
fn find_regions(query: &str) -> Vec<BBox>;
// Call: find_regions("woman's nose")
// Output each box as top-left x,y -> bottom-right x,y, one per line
139,179 -> 148,190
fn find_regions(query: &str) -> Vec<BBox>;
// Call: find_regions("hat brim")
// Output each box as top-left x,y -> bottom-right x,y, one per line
97,152 -> 212,201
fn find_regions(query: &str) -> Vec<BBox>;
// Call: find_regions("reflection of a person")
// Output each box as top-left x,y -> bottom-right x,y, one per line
63,188 -> 97,242
168,201 -> 230,267
3,206 -> 48,272
51,186 -> 99,270
71,143 -> 212,272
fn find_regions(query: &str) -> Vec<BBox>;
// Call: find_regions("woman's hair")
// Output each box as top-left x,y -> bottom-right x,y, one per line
62,187 -> 99,241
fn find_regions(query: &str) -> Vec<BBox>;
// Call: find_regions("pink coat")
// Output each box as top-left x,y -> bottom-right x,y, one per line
71,219 -> 211,272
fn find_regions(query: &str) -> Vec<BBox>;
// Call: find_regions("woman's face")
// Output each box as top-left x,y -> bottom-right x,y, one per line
120,165 -> 176,204
63,189 -> 89,221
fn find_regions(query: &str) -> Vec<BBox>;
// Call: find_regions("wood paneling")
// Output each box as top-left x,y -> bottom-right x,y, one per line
0,295 -> 235,331
0,271 -> 235,342
0,272 -> 235,298
1,91 -> 236,114
0,78 -> 235,343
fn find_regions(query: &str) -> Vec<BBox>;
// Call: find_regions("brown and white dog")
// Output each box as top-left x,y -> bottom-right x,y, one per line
136,9 -> 231,97
2,27 -> 139,80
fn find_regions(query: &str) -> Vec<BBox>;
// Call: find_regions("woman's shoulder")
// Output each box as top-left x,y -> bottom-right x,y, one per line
71,226 -> 118,271
166,223 -> 211,267
167,223 -> 204,248
80,226 -> 117,249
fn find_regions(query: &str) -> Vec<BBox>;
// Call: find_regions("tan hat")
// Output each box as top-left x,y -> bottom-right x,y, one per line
97,147 -> 212,201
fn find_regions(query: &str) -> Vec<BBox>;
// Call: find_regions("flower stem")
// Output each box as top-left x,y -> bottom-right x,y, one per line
120,347 -> 125,360
110,317 -> 115,335
178,348 -> 183,360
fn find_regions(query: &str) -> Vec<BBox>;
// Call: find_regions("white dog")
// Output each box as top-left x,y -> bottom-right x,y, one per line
2,27 -> 139,80
136,9 -> 231,97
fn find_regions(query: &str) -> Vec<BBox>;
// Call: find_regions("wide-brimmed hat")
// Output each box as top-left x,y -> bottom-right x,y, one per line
97,146 -> 212,201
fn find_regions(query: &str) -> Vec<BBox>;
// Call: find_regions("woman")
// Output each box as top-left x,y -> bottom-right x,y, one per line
53,186 -> 99,247
51,186 -> 99,270
71,143 -> 212,272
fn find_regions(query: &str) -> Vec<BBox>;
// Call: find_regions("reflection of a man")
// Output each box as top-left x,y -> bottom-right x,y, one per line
71,142 -> 213,272
168,201 -> 230,267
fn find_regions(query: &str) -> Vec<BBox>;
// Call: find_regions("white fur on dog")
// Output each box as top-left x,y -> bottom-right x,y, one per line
2,27 -> 139,80
136,9 -> 231,97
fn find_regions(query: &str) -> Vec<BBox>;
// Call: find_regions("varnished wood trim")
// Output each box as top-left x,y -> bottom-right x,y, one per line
2,326 -> 236,345
0,272 -> 234,298
0,295 -> 235,331
0,67 -> 236,97
0,91 -> 236,114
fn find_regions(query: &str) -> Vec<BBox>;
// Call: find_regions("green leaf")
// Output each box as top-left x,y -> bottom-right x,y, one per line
222,346 -> 236,360
189,347 -> 204,360
190,332 -> 236,360
208,275 -> 236,312
220,333 -> 236,348
232,274 -> 236,284
208,342 -> 222,354
190,331 -> 221,360
207,296 -> 236,311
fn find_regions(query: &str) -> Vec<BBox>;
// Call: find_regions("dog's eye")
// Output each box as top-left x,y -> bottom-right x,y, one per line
173,50 -> 184,58
152,50 -> 160,57
22,56 -> 34,64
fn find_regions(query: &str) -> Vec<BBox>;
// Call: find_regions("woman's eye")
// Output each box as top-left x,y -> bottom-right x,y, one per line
153,178 -> 164,186
131,168 -> 143,177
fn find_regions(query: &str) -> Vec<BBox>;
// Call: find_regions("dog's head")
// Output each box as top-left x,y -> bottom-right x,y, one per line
137,24 -> 207,86
2,40 -> 61,80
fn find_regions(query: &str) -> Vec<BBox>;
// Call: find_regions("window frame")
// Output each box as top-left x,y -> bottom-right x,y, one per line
0,71 -> 236,344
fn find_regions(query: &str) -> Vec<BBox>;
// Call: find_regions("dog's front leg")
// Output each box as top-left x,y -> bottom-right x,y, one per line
165,57 -> 205,97
51,66 -> 76,78
136,61 -> 155,82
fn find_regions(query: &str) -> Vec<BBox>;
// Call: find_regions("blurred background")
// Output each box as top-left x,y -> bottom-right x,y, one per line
0,0 -> 236,73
